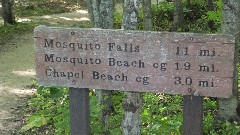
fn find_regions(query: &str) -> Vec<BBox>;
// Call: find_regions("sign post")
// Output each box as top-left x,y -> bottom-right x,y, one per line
183,96 -> 203,135
69,88 -> 90,135
34,26 -> 236,134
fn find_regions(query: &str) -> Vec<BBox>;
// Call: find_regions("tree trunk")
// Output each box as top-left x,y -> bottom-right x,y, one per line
1,0 -> 15,25
122,0 -> 142,134
122,92 -> 142,135
122,0 -> 140,30
142,0 -> 152,31
87,0 -> 115,134
172,0 -> 184,31
86,0 -> 94,25
218,0 -> 240,120
99,0 -> 114,29
89,0 -> 101,28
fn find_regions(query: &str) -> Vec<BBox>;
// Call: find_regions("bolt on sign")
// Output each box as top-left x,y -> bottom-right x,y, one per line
34,26 -> 237,98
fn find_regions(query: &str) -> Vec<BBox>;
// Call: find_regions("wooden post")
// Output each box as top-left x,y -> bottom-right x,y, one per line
69,88 -> 90,135
183,95 -> 203,135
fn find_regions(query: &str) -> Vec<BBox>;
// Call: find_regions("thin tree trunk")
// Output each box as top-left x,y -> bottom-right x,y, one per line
98,1 -> 115,134
87,0 -> 115,134
122,92 -> 142,135
218,0 -> 240,120
99,0 -> 114,29
86,0 -> 94,25
122,0 -> 142,134
91,0 -> 101,27
1,0 -> 15,25
142,0 -> 152,31
122,0 -> 140,30
172,0 -> 184,31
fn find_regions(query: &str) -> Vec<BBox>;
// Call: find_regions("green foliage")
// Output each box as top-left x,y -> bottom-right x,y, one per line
115,1 -> 221,32
205,0 -> 222,33
147,2 -> 174,31
137,2 -> 219,32
142,94 -> 182,135
206,0 -> 222,23
205,120 -> 240,135
215,121 -> 240,134
22,86 -> 70,134
114,11 -> 123,29
90,91 -> 124,134
20,115 -> 50,133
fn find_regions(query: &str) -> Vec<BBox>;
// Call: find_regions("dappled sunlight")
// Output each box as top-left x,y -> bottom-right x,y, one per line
58,15 -> 90,21
17,18 -> 32,22
15,9 -> 90,25
42,15 -> 52,19
12,69 -> 36,77
76,10 -> 88,14
73,17 -> 90,21
24,11 -> 91,24
0,84 -> 35,96
59,16 -> 73,21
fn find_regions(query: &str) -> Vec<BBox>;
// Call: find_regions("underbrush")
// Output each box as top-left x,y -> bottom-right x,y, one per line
20,85 -> 240,135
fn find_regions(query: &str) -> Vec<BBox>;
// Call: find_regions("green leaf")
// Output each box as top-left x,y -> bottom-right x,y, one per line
36,86 -> 45,94
20,115 -> 50,133
217,0 -> 222,8
207,11 -> 217,21
50,87 -> 64,99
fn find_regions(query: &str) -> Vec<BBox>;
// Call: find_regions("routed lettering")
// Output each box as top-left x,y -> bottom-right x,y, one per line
44,39 -> 101,51
199,48 -> 215,57
108,43 -> 139,52
44,54 -> 101,65
45,68 -> 83,80
92,71 -> 128,82
108,58 -> 145,68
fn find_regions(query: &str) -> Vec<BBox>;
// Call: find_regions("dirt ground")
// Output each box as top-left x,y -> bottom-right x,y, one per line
0,10 -> 89,135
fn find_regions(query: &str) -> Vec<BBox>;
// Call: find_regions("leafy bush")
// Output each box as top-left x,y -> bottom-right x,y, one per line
21,86 -> 70,134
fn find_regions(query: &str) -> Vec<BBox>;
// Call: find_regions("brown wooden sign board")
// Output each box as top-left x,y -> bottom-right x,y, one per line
34,26 -> 236,98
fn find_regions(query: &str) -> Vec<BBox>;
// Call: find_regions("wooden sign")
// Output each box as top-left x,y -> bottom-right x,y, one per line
34,26 -> 236,97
